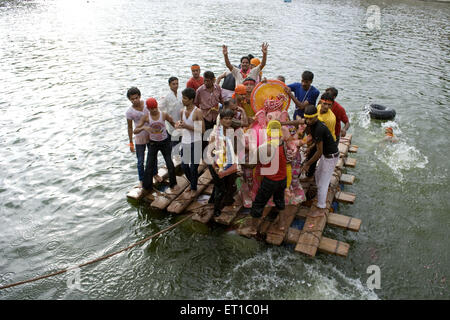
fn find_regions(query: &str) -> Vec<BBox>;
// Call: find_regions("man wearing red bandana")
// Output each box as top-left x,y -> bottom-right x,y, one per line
186,64 -> 204,91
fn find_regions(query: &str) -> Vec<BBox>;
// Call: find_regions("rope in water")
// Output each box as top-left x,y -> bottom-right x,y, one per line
0,212 -> 195,290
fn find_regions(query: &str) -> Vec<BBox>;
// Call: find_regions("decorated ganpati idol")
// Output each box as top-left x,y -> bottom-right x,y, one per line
239,79 -> 306,207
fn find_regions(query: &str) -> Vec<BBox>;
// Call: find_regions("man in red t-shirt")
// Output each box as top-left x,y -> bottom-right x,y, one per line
186,64 -> 204,91
243,121 -> 287,236
326,87 -> 350,144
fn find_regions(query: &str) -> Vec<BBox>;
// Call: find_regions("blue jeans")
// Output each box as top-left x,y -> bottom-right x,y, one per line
135,143 -> 157,182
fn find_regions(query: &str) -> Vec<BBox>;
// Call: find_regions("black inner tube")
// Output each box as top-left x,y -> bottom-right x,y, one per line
368,104 -> 396,120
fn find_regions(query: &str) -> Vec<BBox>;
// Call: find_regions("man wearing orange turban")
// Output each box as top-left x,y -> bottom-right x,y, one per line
186,64 -> 204,91
383,127 -> 398,142
250,58 -> 263,82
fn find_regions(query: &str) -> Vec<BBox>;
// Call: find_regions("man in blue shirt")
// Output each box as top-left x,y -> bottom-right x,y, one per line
286,71 -> 320,120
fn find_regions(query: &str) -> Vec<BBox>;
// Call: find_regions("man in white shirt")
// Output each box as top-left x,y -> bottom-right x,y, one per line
159,76 -> 183,149
222,42 -> 268,85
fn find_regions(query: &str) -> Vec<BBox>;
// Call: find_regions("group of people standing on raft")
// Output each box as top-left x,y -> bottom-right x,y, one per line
125,42 -> 350,235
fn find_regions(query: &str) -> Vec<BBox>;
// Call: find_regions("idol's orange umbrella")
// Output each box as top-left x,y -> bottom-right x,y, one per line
250,79 -> 291,114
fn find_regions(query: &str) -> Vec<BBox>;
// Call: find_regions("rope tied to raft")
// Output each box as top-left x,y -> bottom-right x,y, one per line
298,228 -> 323,244
0,212 -> 195,291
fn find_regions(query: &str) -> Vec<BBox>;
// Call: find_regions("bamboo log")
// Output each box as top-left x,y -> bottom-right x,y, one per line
266,205 -> 299,246
294,215 -> 327,256
327,213 -> 361,232
126,159 -> 182,200
336,158 -> 344,169
318,237 -> 350,257
349,145 -> 358,153
203,184 -> 214,195
191,203 -> 215,224
153,157 -> 182,184
237,206 -> 272,238
167,169 -> 213,214
294,164 -> 340,256
344,157 -> 357,168
150,163 -> 206,210
149,175 -> 190,209
335,191 -> 356,204
338,143 -> 349,157
285,228 -> 349,257
340,134 -> 352,145
214,197 -> 242,225
340,173 -> 355,185
126,187 -> 145,200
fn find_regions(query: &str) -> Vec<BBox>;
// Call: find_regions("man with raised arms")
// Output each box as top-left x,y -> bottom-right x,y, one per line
222,42 -> 269,86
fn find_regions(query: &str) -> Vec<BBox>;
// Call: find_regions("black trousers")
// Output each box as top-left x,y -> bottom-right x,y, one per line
202,119 -> 216,152
181,142 -> 201,191
250,177 -> 286,218
208,165 -> 236,214
306,145 -> 317,178
143,138 -> 176,191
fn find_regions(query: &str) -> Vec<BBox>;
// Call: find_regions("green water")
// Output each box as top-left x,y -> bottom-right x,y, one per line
0,0 -> 448,299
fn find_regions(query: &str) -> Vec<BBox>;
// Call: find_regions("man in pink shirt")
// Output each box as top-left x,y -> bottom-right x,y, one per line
186,64 -> 204,91
194,71 -> 223,151
194,70 -> 223,130
326,87 -> 350,144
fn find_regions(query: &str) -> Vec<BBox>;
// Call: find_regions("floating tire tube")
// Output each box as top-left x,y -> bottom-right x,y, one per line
367,104 -> 396,120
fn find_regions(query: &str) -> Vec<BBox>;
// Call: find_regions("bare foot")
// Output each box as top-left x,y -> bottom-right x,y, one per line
137,188 -> 150,200
308,207 -> 326,217
154,175 -> 163,183
272,216 -> 285,231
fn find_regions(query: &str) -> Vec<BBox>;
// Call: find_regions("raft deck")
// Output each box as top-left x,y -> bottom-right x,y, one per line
127,134 -> 361,258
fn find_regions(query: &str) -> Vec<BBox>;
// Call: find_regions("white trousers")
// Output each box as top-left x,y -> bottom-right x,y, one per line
315,155 -> 339,208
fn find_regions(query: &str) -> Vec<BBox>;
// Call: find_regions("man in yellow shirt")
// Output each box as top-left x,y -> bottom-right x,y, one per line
317,92 -> 337,141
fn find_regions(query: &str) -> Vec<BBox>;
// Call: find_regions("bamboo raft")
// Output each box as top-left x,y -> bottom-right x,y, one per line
127,134 -> 360,258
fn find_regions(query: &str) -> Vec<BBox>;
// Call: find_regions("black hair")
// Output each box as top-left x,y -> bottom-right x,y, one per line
168,76 -> 178,84
243,77 -> 256,83
240,56 -> 250,63
247,54 -> 255,60
304,104 -> 318,116
127,87 -> 141,99
320,92 -> 335,102
302,71 -> 314,82
277,75 -> 286,83
223,98 -> 237,109
326,87 -> 338,98
220,108 -> 235,119
182,87 -> 196,100
203,71 -> 215,80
